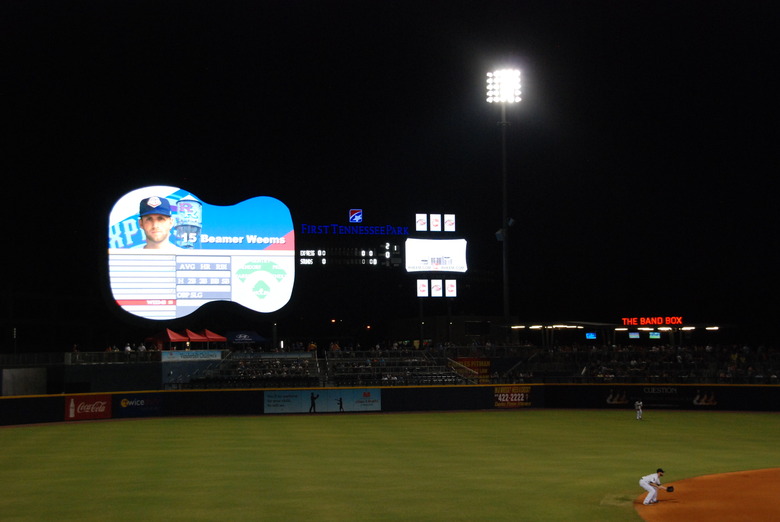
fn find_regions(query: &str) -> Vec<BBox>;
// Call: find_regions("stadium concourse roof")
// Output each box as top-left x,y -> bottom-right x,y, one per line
510,320 -> 725,331
512,317 -> 722,345
508,320 -> 727,345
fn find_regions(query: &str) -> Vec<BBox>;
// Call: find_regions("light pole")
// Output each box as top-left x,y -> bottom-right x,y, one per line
486,69 -> 521,330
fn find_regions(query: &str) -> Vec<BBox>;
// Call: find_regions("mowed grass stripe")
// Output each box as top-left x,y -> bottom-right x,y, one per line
1,410 -> 779,521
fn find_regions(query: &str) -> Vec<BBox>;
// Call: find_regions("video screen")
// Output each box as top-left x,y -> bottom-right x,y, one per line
404,238 -> 468,273
108,186 -> 295,320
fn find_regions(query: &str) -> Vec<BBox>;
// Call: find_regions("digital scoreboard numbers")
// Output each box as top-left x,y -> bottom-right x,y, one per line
298,243 -> 402,268
297,209 -> 408,270
298,249 -> 326,266
175,256 -> 232,317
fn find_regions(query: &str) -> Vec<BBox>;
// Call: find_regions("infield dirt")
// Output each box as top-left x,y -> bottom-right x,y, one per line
636,468 -> 780,522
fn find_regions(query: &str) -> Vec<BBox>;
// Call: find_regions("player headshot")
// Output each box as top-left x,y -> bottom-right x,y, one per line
138,196 -> 178,250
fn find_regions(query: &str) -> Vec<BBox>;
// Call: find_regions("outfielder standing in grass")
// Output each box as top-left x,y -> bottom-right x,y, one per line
634,400 -> 643,420
639,468 -> 664,505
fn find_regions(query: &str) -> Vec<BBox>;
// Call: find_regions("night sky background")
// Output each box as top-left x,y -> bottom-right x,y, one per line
4,1 -> 778,351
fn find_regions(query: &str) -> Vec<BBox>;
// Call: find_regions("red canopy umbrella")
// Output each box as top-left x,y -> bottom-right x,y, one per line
147,328 -> 189,350
185,329 -> 209,343
199,329 -> 227,342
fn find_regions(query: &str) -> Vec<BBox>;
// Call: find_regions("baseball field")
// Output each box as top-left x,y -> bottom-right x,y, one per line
1,409 -> 778,521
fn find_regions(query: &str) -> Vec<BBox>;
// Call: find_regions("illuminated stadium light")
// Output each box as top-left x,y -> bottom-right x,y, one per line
681,326 -> 696,331
486,69 -> 522,103
486,68 -> 522,334
706,326 -> 720,331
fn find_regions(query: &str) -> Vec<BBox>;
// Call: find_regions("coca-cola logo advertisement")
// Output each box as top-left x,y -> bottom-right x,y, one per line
65,395 -> 112,421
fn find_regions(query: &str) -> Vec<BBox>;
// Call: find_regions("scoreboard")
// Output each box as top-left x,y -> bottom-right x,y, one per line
295,210 -> 468,300
298,243 -> 403,268
296,212 -> 466,272
108,188 -> 468,321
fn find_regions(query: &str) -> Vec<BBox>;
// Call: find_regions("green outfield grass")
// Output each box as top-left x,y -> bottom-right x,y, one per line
1,409 -> 779,521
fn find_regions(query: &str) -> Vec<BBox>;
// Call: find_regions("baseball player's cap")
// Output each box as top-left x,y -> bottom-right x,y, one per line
139,196 -> 172,217
657,468 -> 665,473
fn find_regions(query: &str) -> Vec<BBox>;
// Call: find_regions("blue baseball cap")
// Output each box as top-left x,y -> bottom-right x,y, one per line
139,196 -> 172,217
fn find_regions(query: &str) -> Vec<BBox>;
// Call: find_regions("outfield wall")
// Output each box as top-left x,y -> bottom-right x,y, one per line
2,383 -> 779,426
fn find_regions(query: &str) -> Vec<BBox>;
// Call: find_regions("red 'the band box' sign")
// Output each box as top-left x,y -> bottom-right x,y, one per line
621,316 -> 683,326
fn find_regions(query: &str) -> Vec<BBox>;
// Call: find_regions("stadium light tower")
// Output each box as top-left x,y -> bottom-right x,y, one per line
486,68 -> 521,329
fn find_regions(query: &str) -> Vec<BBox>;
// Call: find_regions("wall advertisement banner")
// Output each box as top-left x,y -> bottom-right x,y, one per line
65,394 -> 112,421
493,385 -> 532,408
264,389 -> 381,414
161,350 -> 223,362
456,357 -> 492,384
113,393 -> 163,418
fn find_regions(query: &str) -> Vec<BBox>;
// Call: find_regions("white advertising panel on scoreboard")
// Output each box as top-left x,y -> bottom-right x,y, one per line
445,279 -> 457,297
404,238 -> 468,273
429,214 -> 442,232
443,214 -> 456,232
415,213 -> 428,231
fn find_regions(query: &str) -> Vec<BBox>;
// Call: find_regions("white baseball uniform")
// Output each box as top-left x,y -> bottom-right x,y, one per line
639,472 -> 662,504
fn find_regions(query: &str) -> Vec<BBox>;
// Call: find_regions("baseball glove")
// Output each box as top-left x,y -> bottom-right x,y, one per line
666,486 -> 674,492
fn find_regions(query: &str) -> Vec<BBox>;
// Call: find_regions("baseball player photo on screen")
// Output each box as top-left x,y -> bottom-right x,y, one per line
108,185 -> 296,320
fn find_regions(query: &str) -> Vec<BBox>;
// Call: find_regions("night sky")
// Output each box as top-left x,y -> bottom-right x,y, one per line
4,1 -> 778,350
